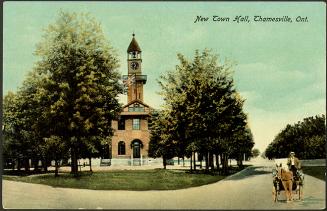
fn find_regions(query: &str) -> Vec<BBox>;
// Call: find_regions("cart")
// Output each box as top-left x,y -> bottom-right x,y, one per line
272,158 -> 304,202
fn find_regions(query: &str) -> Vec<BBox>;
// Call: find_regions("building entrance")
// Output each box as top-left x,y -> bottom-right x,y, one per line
132,140 -> 141,158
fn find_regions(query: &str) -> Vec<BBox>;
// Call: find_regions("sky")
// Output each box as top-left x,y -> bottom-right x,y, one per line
3,1 -> 326,153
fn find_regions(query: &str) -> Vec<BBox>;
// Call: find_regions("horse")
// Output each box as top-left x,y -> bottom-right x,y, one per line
276,164 -> 294,202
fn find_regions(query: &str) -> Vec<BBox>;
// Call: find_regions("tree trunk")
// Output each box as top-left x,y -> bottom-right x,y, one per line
177,157 -> 180,165
239,154 -> 243,168
32,158 -> 38,172
215,153 -> 219,172
221,154 -> 227,175
219,154 -> 223,168
24,158 -> 30,172
224,154 -> 229,175
182,157 -> 185,167
209,152 -> 214,171
163,155 -> 167,169
190,154 -> 193,172
71,148 -> 78,176
55,160 -> 59,177
17,159 -> 21,171
205,152 -> 209,171
89,157 -> 92,172
193,151 -> 196,171
43,158 -> 48,172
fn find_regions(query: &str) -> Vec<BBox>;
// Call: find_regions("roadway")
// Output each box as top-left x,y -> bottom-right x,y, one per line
2,158 -> 325,209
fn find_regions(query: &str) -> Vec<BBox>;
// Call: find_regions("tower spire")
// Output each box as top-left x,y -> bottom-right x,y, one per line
127,33 -> 141,53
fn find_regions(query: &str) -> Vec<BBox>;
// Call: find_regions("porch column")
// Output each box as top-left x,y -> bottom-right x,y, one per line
141,154 -> 143,166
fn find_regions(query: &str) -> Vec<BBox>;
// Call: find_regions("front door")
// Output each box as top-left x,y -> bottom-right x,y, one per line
133,141 -> 141,158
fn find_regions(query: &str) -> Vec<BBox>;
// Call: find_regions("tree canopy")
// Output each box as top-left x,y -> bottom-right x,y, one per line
149,49 -> 254,173
265,115 -> 326,159
3,11 -> 123,176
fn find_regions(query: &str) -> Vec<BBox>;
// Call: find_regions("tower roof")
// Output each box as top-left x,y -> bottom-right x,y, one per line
127,33 -> 142,53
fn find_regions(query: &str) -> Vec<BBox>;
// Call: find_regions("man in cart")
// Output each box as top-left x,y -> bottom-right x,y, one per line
287,152 -> 301,178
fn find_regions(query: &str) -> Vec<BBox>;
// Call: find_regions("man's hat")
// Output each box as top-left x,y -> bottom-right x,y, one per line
290,151 -> 295,155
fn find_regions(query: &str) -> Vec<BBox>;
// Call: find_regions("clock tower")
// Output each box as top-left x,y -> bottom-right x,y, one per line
110,33 -> 153,166
124,33 -> 147,102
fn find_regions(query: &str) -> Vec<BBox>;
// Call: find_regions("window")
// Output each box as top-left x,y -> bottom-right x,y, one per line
118,141 -> 126,155
133,119 -> 140,130
128,103 -> 144,112
118,118 -> 125,130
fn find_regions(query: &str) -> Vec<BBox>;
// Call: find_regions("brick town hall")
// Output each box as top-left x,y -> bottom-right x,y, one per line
110,34 -> 154,166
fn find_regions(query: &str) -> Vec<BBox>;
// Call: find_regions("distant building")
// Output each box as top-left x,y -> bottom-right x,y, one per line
110,34 -> 153,165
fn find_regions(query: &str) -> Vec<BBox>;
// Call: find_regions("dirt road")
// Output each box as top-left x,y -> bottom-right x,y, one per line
2,158 -> 325,209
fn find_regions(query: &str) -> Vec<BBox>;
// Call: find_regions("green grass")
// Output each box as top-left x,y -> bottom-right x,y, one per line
302,166 -> 326,181
3,169 -> 227,190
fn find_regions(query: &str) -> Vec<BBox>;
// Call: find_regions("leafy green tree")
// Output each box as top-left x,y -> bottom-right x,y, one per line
148,110 -> 177,169
265,115 -> 326,159
43,136 -> 69,176
251,148 -> 260,158
156,49 -> 254,174
3,67 -> 52,172
30,11 -> 123,176
3,92 -> 22,170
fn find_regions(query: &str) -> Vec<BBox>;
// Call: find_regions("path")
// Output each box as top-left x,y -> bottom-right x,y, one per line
2,158 -> 325,209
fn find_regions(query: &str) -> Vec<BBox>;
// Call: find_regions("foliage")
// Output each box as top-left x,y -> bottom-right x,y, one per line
251,148 -> 260,158
265,115 -> 326,159
3,11 -> 123,176
148,110 -> 177,168
149,49 -> 254,173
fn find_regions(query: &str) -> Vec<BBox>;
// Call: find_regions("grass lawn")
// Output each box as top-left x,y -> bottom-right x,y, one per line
3,169 -> 228,190
302,166 -> 326,181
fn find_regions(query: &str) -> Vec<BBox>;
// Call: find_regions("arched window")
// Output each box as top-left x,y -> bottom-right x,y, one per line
118,141 -> 126,155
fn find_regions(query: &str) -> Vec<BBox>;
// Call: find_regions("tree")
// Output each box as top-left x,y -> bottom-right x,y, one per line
155,49 -> 254,174
43,136 -> 68,176
3,92 -> 22,170
4,12 -> 134,176
148,110 -> 177,169
251,148 -> 260,158
265,115 -> 326,159
38,11 -> 123,176
3,69 -> 46,172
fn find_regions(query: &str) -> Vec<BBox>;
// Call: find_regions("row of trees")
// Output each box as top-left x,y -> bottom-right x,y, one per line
3,11 -> 123,176
148,50 -> 254,174
265,115 -> 326,159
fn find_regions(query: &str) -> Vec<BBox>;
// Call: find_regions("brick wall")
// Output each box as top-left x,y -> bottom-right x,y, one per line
111,117 -> 150,158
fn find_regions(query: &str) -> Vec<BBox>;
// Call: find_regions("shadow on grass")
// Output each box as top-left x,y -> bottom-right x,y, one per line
3,165 -> 255,190
3,169 -> 57,176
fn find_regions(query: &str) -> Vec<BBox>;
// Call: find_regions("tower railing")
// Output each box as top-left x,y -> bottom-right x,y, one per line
122,75 -> 147,84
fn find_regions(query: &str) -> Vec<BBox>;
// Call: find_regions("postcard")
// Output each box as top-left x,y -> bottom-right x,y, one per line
2,1 -> 326,209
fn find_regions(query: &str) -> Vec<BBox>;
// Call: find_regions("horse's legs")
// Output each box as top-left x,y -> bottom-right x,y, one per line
287,180 -> 293,201
282,181 -> 290,201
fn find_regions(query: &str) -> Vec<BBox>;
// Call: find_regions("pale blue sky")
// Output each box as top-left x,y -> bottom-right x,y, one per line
3,2 -> 326,152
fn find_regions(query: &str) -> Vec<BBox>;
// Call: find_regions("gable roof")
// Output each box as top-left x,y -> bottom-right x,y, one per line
123,99 -> 151,109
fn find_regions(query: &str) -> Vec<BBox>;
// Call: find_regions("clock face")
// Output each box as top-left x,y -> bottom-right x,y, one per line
130,62 -> 139,70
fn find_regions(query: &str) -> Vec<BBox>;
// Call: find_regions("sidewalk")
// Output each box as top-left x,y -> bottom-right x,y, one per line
48,158 -> 255,172
47,163 -> 191,172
